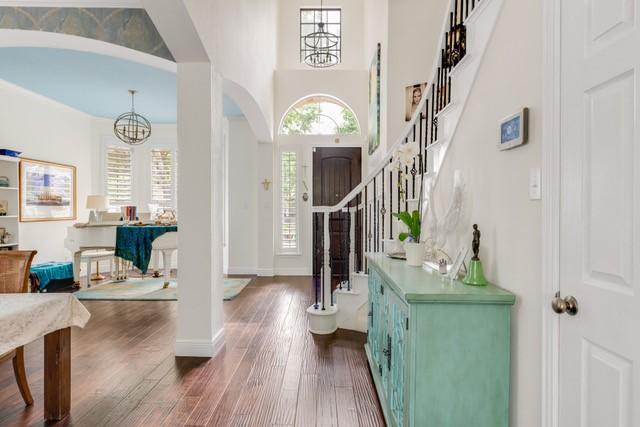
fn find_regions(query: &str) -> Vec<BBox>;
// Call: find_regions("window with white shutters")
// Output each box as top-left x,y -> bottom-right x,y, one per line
151,149 -> 174,208
105,146 -> 132,207
280,151 -> 298,252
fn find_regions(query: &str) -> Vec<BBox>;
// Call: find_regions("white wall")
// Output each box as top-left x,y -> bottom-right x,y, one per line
278,0 -> 365,70
432,0 -> 542,425
226,117 -> 259,274
0,80 -> 94,265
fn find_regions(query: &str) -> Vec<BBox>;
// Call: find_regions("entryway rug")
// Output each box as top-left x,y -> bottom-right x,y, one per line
75,277 -> 252,301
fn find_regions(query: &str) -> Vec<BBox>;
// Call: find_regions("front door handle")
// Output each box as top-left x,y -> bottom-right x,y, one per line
551,291 -> 578,316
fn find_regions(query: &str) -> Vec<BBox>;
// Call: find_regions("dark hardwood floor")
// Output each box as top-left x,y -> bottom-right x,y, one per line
0,276 -> 384,426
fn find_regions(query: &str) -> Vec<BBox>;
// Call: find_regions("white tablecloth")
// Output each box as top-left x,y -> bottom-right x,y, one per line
0,294 -> 90,355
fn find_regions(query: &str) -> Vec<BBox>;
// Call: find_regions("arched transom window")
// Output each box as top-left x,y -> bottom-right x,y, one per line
279,95 -> 360,136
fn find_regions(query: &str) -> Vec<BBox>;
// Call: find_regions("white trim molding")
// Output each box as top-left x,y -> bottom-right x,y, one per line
274,267 -> 311,276
541,0 -> 561,426
175,328 -> 225,358
226,267 -> 257,275
256,267 -> 275,277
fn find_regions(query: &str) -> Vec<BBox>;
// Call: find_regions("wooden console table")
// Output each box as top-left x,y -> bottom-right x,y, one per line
0,294 -> 90,421
366,254 -> 515,427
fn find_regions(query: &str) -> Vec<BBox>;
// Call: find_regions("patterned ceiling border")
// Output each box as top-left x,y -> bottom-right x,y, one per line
0,7 -> 174,61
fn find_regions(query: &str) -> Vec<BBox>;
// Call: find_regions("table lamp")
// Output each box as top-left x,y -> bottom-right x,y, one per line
86,195 -> 108,224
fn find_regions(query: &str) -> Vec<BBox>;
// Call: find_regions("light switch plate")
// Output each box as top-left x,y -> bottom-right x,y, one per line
529,168 -> 541,200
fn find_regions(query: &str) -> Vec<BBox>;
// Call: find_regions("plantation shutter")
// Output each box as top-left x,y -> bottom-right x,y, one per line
105,146 -> 132,206
281,151 -> 297,251
151,149 -> 174,207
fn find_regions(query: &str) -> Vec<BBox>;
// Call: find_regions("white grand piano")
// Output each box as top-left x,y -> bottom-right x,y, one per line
64,222 -> 178,286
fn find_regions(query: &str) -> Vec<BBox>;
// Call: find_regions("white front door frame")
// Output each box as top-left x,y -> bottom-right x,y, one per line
541,0 -> 561,426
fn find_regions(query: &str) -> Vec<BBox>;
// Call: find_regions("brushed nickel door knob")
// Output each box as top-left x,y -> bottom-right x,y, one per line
551,291 -> 578,316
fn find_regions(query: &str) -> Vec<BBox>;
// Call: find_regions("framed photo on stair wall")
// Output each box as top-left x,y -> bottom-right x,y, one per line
405,82 -> 427,121
19,158 -> 76,222
368,43 -> 381,155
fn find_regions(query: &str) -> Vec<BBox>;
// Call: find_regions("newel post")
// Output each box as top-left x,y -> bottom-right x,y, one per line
323,212 -> 332,309
349,208 -> 355,286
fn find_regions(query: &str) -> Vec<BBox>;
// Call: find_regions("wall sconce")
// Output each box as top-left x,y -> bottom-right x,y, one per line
261,179 -> 271,191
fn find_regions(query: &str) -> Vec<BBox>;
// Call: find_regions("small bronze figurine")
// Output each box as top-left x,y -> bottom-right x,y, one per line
463,223 -> 488,286
471,224 -> 480,261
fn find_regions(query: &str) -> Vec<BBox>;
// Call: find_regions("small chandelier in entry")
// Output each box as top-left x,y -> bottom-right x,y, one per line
114,89 -> 151,145
303,0 -> 339,68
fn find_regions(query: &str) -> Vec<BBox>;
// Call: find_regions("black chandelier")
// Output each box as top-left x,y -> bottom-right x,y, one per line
303,0 -> 339,68
114,89 -> 151,145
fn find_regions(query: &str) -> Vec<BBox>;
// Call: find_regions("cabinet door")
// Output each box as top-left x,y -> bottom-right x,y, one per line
367,268 -> 381,370
380,282 -> 390,400
389,292 -> 408,427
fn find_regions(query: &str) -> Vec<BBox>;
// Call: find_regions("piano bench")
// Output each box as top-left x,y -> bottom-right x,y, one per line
80,251 -> 115,286
30,262 -> 74,293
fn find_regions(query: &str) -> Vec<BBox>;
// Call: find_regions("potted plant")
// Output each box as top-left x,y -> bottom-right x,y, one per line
393,210 -> 424,266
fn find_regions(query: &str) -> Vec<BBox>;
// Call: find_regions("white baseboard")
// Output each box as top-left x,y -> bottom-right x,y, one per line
256,267 -> 275,277
227,266 -> 257,275
175,328 -> 225,358
274,267 -> 311,276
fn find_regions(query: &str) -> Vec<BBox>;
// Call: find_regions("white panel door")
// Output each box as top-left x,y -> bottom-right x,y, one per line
559,0 -> 640,425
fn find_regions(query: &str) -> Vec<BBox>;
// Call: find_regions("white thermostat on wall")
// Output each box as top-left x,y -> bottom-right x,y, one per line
498,108 -> 528,151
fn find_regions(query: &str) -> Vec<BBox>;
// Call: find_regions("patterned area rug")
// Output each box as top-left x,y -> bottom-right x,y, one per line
75,277 -> 252,301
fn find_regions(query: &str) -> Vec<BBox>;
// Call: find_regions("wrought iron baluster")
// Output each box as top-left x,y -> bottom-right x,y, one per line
411,159 -> 417,200
389,159 -> 393,240
436,67 -> 441,112
373,176 -> 377,252
405,164 -> 409,212
454,1 -> 458,29
364,184 -> 368,271
381,167 -> 385,252
321,212 -> 325,310
424,99 -> 429,170
411,124 -> 417,197
313,212 -> 319,309
418,112 -> 424,174
397,170 -> 401,215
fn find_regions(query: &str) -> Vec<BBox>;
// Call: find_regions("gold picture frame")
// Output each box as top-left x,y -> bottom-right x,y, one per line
19,158 -> 77,222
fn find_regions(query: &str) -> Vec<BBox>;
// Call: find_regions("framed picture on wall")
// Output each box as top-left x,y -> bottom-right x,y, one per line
405,82 -> 428,121
19,158 -> 76,222
368,43 -> 381,155
498,108 -> 529,151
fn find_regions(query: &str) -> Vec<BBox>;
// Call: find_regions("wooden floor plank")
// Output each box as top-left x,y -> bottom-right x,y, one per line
0,276 -> 384,427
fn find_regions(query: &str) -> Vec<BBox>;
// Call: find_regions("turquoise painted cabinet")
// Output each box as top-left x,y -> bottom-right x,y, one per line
365,254 -> 515,427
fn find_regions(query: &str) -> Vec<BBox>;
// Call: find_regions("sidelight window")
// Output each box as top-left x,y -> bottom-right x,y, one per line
280,151 -> 298,252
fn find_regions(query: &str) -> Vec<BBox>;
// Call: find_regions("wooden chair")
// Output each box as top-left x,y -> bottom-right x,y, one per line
0,250 -> 37,406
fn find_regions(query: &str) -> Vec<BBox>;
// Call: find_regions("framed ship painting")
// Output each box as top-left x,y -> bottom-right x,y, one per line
19,158 -> 76,222
368,43 -> 381,155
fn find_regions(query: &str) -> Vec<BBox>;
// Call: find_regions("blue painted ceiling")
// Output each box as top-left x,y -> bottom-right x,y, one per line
0,47 -> 243,123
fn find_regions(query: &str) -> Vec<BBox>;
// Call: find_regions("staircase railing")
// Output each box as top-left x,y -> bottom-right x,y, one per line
311,0 -> 482,312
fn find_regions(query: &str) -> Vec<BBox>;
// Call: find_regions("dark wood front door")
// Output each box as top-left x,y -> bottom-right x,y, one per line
313,147 -> 362,291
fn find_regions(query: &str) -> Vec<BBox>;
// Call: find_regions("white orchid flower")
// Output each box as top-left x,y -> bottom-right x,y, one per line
392,140 -> 420,170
